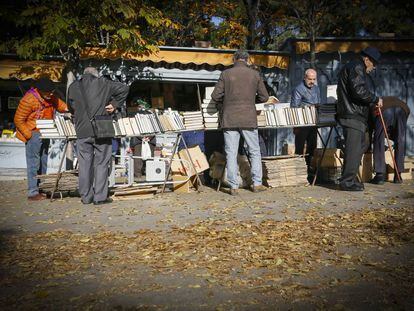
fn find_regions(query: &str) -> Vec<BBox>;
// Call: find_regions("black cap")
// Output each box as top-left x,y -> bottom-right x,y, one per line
34,77 -> 56,93
361,47 -> 381,65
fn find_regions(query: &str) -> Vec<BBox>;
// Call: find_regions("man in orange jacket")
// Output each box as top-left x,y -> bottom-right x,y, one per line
14,78 -> 68,201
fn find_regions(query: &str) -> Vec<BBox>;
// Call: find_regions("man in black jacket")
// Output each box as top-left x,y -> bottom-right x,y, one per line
68,67 -> 129,204
336,47 -> 383,191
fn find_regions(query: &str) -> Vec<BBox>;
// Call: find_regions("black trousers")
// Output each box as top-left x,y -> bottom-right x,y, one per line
373,107 -> 407,174
294,127 -> 317,168
339,126 -> 368,187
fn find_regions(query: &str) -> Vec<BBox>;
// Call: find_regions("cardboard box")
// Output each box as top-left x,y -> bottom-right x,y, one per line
172,145 -> 209,176
312,148 -> 342,168
358,152 -> 373,182
172,175 -> 196,193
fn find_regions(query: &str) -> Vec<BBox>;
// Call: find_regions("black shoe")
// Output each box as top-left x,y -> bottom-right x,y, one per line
393,174 -> 403,184
339,183 -> 364,191
93,198 -> 113,205
355,181 -> 365,190
370,174 -> 385,185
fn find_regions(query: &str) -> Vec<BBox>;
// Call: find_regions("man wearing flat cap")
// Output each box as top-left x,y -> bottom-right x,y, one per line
14,77 -> 68,201
336,47 -> 383,191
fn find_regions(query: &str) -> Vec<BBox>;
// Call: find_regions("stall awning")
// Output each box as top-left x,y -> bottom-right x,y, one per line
294,40 -> 414,54
0,59 -> 64,82
80,47 -> 289,70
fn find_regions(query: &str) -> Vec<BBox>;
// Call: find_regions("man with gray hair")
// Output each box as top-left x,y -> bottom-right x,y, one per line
68,67 -> 129,204
290,68 -> 321,182
211,50 -> 269,195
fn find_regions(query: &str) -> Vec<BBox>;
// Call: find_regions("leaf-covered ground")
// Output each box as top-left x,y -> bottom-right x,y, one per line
0,180 -> 413,310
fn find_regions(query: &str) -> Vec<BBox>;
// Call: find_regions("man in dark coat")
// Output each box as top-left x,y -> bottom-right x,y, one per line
68,67 -> 129,204
370,97 -> 410,184
211,50 -> 269,195
336,47 -> 383,191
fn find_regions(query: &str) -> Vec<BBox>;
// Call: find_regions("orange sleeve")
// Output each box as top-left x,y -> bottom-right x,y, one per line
55,97 -> 68,112
14,97 -> 34,140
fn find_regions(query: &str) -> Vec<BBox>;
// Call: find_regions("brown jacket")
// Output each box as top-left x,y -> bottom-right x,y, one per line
14,88 -> 68,142
211,61 -> 269,129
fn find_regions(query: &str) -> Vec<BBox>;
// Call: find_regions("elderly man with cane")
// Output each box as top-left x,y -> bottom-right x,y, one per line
336,47 -> 383,191
370,97 -> 410,184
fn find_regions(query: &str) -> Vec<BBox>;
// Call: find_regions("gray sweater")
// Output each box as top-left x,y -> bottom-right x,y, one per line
68,74 -> 129,138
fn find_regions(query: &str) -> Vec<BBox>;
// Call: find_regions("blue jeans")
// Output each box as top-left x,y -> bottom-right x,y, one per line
223,129 -> 263,189
25,131 -> 49,196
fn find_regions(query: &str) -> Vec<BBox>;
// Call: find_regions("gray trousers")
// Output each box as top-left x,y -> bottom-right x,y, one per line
223,129 -> 263,189
77,137 -> 112,203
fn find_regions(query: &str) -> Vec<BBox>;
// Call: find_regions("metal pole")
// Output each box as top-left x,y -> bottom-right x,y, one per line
161,133 -> 181,193
50,139 -> 69,201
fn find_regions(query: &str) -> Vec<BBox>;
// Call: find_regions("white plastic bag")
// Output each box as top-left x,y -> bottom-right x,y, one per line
141,140 -> 152,160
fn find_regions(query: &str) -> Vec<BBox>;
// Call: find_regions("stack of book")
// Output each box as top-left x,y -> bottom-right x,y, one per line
55,115 -> 76,138
202,87 -> 219,129
113,109 -> 185,136
262,155 -> 308,187
257,111 -> 266,127
263,104 -> 317,127
36,116 -> 76,139
317,103 -> 336,125
158,109 -> 185,132
182,111 -> 204,130
36,119 -> 61,138
115,112 -> 162,136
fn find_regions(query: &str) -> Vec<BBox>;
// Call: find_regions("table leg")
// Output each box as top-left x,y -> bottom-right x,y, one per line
50,140 -> 68,201
312,127 -> 333,186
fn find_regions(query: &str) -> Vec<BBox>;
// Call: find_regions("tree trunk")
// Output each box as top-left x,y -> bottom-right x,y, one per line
243,0 -> 260,50
309,30 -> 316,69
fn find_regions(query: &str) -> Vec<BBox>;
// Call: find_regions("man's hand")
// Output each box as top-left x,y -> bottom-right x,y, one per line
376,97 -> 383,109
105,104 -> 115,113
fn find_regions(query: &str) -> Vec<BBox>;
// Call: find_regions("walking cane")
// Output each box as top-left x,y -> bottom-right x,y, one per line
377,107 -> 401,182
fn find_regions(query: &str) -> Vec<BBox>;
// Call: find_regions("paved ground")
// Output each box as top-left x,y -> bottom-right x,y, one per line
0,179 -> 413,310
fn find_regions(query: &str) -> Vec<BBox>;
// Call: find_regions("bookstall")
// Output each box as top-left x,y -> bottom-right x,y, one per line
36,85 -> 338,199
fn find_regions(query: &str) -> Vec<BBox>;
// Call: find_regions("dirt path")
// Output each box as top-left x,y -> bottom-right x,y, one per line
1,180 -> 413,310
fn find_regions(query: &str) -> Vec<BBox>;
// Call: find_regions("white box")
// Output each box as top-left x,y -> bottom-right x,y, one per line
146,159 -> 166,181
